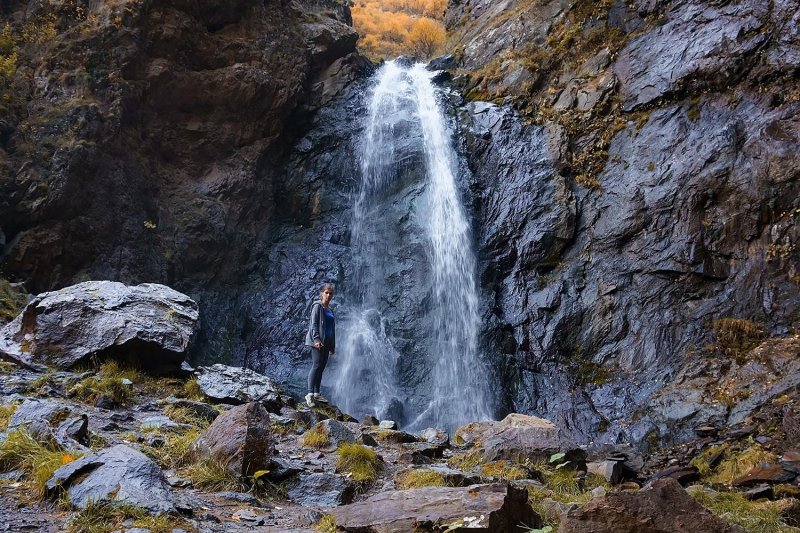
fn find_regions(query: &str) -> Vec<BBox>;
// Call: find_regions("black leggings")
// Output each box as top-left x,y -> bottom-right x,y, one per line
307,346 -> 330,394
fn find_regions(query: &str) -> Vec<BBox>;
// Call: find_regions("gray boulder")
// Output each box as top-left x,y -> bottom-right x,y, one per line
286,472 -> 355,508
7,398 -> 87,450
163,396 -> 219,423
0,281 -> 198,372
195,364 -> 282,408
331,483 -> 540,532
46,444 -> 175,514
194,402 -> 274,477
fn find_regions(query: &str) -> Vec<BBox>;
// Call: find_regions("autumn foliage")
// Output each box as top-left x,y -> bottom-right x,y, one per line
352,0 -> 447,60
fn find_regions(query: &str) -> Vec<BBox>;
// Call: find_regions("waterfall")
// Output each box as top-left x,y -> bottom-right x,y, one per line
331,60 -> 493,432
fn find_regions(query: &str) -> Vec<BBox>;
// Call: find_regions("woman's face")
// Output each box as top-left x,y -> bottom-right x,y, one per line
321,288 -> 334,305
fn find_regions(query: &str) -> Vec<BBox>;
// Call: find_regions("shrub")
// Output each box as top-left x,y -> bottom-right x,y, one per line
335,443 -> 381,483
0,429 -> 79,498
395,468 -> 446,489
712,318 -> 766,363
302,425 -> 330,449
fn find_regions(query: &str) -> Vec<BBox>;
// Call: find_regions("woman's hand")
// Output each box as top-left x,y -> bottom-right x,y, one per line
314,341 -> 322,349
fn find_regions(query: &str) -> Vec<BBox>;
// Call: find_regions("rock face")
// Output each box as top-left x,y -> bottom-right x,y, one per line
0,281 -> 197,371
195,364 -> 282,407
330,483 -> 540,532
194,402 -> 274,477
46,444 -> 175,514
559,478 -> 746,533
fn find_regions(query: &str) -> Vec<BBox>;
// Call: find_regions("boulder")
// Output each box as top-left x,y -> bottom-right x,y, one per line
195,364 -> 282,409
559,478 -> 746,533
650,464 -> 701,486
454,413 -> 580,462
7,398 -> 87,450
309,419 -> 357,451
0,281 -> 197,372
46,444 -> 174,514
194,402 -> 274,477
286,473 -> 355,508
164,397 -> 219,423
331,483 -> 540,532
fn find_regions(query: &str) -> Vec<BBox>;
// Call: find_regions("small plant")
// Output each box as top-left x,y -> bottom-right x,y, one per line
479,460 -> 530,480
690,443 -> 729,478
316,514 -> 338,533
138,428 -> 200,469
0,278 -> 27,324
335,443 -> 381,483
183,458 -> 243,491
447,452 -> 485,471
163,405 -> 211,429
66,500 -> 195,533
182,378 -> 205,400
712,318 -> 766,364
689,486 -> 796,533
394,468 -> 447,489
708,444 -> 777,485
0,429 -> 79,498
302,425 -> 330,449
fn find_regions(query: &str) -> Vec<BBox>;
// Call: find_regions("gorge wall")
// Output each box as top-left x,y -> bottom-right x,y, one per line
1,0 -> 799,450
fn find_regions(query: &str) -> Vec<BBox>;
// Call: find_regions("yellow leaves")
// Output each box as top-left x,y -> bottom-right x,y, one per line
352,0 -> 446,60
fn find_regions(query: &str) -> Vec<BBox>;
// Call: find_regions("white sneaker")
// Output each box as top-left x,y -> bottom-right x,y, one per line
314,393 -> 329,404
305,393 -> 316,407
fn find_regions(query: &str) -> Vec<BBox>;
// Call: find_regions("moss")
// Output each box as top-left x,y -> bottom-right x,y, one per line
562,345 -> 611,387
712,318 -> 766,364
0,429 -> 80,499
302,425 -> 330,449
687,97 -> 701,121
708,445 -> 777,485
395,468 -> 447,489
689,487 -> 797,533
691,443 -> 729,478
335,443 -> 381,483
0,278 -> 26,324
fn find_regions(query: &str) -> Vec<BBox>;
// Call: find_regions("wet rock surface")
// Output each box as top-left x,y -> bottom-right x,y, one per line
195,364 -> 283,407
0,281 -> 198,371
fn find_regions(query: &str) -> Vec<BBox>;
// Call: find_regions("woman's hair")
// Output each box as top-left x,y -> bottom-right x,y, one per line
319,283 -> 335,295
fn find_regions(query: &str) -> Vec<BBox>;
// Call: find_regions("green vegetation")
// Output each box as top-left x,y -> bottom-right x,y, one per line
562,345 -> 611,387
447,451 -> 485,471
0,403 -> 18,430
182,378 -> 205,400
66,500 -> 195,533
0,429 -> 80,498
335,443 -> 381,483
183,458 -> 244,491
315,514 -> 338,533
163,404 -> 212,427
712,318 -> 766,364
395,468 -> 447,489
302,425 -> 330,449
0,278 -> 27,324
135,427 -> 200,470
707,444 -> 777,486
690,443 -> 729,477
689,487 -> 799,533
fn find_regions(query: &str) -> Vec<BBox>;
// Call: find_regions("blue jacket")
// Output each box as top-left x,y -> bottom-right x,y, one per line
304,300 -> 335,351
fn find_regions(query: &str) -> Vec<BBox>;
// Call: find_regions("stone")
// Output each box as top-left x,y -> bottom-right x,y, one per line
286,473 -> 354,508
454,413 -> 579,462
560,478 -> 746,533
362,415 -> 379,426
331,483 -> 540,532
743,485 -> 774,500
139,415 -> 190,432
372,428 -> 417,444
379,420 -> 397,430
46,444 -> 174,513
417,428 -> 449,448
780,450 -> 800,475
195,364 -> 282,408
314,419 -> 357,450
7,399 -> 86,449
587,460 -> 623,485
650,465 -> 701,486
732,464 -> 796,487
194,402 -> 274,477
0,281 -> 197,372
267,457 -> 304,482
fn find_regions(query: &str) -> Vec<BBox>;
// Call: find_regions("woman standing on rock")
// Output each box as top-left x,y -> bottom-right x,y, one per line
305,283 -> 336,407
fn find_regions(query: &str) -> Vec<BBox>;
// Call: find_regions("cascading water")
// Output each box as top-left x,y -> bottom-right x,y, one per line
332,60 -> 493,432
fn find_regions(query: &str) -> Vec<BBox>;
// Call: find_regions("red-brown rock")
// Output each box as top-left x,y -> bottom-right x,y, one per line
194,402 -> 273,476
732,464 -> 796,487
559,478 -> 746,533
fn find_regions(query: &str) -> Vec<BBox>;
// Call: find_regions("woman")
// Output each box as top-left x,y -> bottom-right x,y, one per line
304,283 -> 336,407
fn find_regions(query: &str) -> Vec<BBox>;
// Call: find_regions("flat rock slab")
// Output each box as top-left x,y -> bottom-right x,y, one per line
559,478 -> 746,533
455,413 -> 577,461
47,444 -> 175,514
0,281 -> 198,371
195,364 -> 282,407
331,483 -> 540,532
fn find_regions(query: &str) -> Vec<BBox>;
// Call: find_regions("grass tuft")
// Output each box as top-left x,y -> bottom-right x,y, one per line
182,378 -> 205,400
0,403 -> 18,430
708,445 -> 777,485
302,425 -> 330,449
395,468 -> 447,489
691,443 -> 729,478
135,428 -> 200,470
182,458 -> 244,492
316,514 -> 338,533
335,442 -> 381,483
163,404 -> 211,429
0,429 -> 79,498
712,318 -> 766,364
480,460 -> 530,480
689,487 -> 798,533
66,500 -> 195,533
447,452 -> 485,471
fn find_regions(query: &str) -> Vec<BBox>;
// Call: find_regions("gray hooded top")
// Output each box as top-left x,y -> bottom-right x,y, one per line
304,300 -> 335,351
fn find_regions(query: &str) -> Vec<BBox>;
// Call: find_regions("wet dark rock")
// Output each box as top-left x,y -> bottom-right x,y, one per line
286,472 -> 355,508
195,364 -> 282,408
0,282 -> 197,372
743,485 -> 774,500
733,464 -> 796,487
371,428 -> 417,445
194,402 -> 274,477
331,483 -> 540,532
560,478 -> 746,533
7,399 -> 85,449
650,465 -> 701,486
427,54 -> 457,71
163,397 -> 218,424
780,450 -> 800,475
587,460 -> 623,485
312,419 -> 357,450
267,457 -> 304,482
215,492 -> 265,507
47,444 -> 174,513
